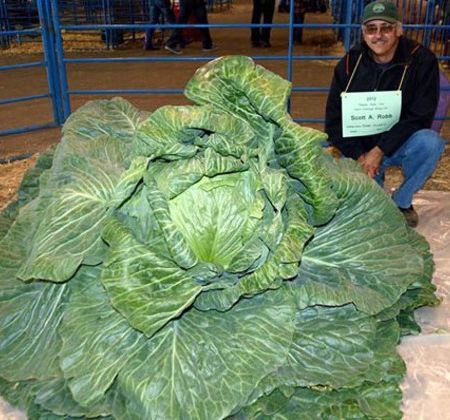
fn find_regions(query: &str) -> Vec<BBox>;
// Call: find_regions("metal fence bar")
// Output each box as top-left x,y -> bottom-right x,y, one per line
292,87 -> 329,92
36,0 -> 63,125
288,0 -> 310,116
423,0 -> 436,47
286,0 -> 295,83
0,61 -> 46,71
0,122 -> 58,137
0,93 -> 50,106
69,89 -> 184,94
1,28 -> 40,36
103,0 -> 113,49
294,118 -> 324,123
49,0 -> 71,120
63,55 -> 344,63
342,0 -> 353,51
59,22 -> 359,30
0,0 -> 68,136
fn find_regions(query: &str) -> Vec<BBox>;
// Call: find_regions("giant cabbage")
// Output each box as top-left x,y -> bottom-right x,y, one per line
0,56 -> 438,419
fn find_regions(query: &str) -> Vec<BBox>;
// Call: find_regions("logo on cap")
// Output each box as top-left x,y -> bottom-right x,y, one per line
373,3 -> 385,13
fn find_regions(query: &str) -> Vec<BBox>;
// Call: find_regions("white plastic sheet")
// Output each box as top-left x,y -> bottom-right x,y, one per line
399,191 -> 450,420
1,190 -> 449,419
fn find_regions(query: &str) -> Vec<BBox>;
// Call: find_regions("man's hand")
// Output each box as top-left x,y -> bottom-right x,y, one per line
358,146 -> 384,179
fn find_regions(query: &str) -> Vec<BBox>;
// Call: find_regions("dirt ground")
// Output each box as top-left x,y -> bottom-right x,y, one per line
1,0 -> 449,209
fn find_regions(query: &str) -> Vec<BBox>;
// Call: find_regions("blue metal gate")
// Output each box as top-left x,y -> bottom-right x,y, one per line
1,0 -> 449,137
0,0 -> 66,135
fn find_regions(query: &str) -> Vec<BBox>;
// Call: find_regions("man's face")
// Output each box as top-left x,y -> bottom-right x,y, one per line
362,19 -> 402,62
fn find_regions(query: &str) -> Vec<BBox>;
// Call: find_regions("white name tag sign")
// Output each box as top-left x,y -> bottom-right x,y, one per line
341,90 -> 402,137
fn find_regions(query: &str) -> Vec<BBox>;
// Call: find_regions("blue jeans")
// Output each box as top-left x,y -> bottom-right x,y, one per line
145,0 -> 176,48
374,129 -> 446,208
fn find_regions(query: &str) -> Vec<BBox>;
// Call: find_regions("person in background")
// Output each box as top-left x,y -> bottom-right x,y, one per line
293,0 -> 307,44
325,0 -> 446,227
251,0 -> 276,47
164,0 -> 216,54
144,0 -> 176,50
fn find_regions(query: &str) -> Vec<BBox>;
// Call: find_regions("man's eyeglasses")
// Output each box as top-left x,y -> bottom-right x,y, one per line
362,24 -> 396,35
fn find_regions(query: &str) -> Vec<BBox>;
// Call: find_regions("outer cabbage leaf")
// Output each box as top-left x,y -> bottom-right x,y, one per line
112,289 -> 296,420
16,146 -> 55,205
0,201 -> 66,381
241,305 -> 404,410
263,305 -> 377,388
291,159 -> 427,315
0,281 -> 66,381
0,214 -> 11,241
17,147 -> 148,282
59,266 -> 146,407
234,381 -> 402,419
34,378 -> 114,418
62,96 -> 148,143
0,378 -> 52,419
0,376 -> 112,420
1,146 -> 55,222
375,229 -> 438,326
101,217 -> 206,338
13,98 -> 148,282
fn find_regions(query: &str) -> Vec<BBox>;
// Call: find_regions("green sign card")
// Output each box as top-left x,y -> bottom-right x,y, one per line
341,90 -> 402,138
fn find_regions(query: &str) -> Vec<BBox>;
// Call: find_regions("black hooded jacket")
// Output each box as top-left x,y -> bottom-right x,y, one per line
325,36 -> 439,159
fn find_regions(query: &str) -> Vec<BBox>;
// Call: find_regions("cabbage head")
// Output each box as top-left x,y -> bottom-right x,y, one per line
0,56 -> 438,419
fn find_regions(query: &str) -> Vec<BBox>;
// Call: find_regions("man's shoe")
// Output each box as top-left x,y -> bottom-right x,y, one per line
202,44 -> 218,52
399,205 -> 419,228
164,44 -> 183,55
252,41 -> 261,47
260,41 -> 272,48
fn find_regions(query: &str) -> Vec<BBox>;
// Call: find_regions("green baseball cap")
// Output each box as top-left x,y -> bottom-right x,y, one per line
362,1 -> 400,24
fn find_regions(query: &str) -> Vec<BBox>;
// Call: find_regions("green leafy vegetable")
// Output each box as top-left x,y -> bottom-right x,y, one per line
0,56 -> 437,419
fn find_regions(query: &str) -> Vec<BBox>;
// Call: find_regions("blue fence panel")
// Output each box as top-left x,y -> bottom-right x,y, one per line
0,0 -> 63,136
0,0 -> 40,48
56,0 -> 152,48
